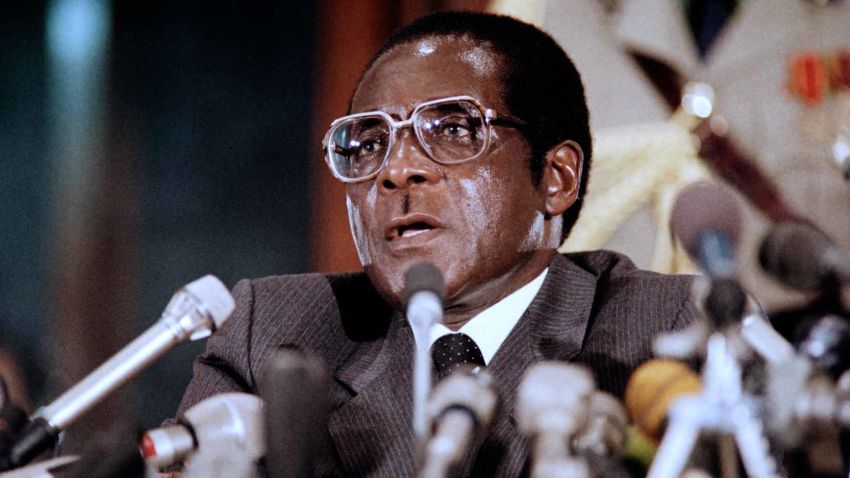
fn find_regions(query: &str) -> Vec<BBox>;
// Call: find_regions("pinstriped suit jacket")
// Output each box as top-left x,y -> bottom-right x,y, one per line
175,250 -> 697,477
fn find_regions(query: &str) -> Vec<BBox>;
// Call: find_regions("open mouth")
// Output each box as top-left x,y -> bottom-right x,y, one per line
386,214 -> 442,241
397,222 -> 435,238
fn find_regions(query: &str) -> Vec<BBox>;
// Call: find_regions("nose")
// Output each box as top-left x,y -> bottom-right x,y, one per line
376,129 -> 440,191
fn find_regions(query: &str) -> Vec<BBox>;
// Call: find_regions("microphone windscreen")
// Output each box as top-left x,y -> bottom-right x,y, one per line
624,359 -> 701,444
758,221 -> 838,290
183,275 -> 235,328
517,362 -> 595,435
404,262 -> 444,304
671,181 -> 742,258
260,348 -> 330,478
573,391 -> 628,458
428,368 -> 499,430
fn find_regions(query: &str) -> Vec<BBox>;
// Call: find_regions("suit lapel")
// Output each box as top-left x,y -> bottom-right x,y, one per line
490,254 -> 597,412
468,254 -> 597,476
327,313 -> 417,477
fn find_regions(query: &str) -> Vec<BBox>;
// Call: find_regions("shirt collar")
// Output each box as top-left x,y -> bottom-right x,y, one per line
413,268 -> 549,365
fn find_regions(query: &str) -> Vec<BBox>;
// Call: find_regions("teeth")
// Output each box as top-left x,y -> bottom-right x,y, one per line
401,228 -> 428,238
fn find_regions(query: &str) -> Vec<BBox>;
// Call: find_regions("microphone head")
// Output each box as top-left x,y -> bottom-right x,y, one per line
624,359 -> 701,443
183,275 -> 236,329
572,391 -> 628,458
671,181 -> 742,259
428,368 -> 499,432
759,221 -> 837,290
517,362 -> 595,436
404,262 -> 444,304
260,348 -> 330,478
177,393 -> 265,478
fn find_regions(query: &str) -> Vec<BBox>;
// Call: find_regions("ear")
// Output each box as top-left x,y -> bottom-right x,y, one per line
542,139 -> 583,217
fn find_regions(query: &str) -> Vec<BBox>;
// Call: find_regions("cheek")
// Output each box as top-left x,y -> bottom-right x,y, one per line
455,169 -> 514,256
345,187 -> 378,266
520,211 -> 545,252
457,175 -> 492,241
455,164 -> 546,254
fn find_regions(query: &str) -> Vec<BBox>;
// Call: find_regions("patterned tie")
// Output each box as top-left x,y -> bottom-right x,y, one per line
431,333 -> 486,378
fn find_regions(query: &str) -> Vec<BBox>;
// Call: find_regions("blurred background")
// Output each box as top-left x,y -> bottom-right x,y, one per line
1,0 -> 848,452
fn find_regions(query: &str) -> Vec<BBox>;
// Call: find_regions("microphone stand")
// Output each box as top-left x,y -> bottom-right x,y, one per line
648,332 -> 780,478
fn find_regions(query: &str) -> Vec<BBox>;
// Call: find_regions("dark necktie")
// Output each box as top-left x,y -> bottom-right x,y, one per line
431,333 -> 486,378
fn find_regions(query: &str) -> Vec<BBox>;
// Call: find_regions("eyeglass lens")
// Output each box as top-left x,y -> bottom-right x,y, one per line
328,99 -> 487,180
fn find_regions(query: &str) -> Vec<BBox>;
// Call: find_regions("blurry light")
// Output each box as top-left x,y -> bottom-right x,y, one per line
833,135 -> 850,168
46,0 -> 110,66
682,82 -> 715,119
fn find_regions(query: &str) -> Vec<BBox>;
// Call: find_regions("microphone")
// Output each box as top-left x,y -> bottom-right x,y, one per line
671,181 -> 742,279
759,221 -> 850,291
8,275 -> 235,469
259,348 -> 330,478
142,393 -> 263,478
405,262 -> 444,440
517,361 -> 595,478
418,368 -> 498,478
624,359 -> 701,445
573,391 -> 628,459
672,181 -> 752,330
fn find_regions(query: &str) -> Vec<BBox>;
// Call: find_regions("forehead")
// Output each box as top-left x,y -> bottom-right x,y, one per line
352,37 -> 507,116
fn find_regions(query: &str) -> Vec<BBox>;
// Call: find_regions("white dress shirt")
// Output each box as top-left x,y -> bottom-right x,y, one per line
411,268 -> 549,365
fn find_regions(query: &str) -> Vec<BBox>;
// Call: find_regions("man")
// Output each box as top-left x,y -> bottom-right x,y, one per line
175,11 -> 696,477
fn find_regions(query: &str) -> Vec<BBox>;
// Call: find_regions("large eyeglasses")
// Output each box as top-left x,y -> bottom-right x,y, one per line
322,95 -> 527,183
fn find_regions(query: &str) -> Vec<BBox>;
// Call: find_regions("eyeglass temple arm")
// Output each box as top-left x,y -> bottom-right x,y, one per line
488,111 -> 527,130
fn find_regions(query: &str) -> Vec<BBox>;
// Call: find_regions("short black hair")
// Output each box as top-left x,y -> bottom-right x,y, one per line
357,11 -> 592,240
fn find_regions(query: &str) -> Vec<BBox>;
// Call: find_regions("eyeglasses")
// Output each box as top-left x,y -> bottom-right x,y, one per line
322,95 -> 527,183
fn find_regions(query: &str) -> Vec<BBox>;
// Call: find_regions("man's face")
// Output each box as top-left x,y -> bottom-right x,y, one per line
345,38 -> 560,313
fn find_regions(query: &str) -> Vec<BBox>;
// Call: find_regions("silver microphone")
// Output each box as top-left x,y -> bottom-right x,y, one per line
8,275 -> 235,468
405,263 -> 445,440
517,362 -> 596,478
142,393 -> 264,478
418,369 -> 498,478
572,391 -> 628,459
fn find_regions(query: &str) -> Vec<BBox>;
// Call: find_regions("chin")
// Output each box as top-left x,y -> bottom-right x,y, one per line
364,253 -> 458,309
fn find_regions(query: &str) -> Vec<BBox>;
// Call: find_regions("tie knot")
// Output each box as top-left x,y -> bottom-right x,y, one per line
431,333 -> 485,378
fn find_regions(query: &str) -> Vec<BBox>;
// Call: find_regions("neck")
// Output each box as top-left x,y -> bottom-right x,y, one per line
441,250 -> 555,330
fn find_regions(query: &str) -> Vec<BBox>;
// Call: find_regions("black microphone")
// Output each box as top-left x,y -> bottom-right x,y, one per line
759,221 -> 850,291
260,348 -> 330,478
418,368 -> 499,478
672,182 -> 749,328
7,275 -> 235,470
671,181 -> 743,279
142,392 -> 264,478
404,262 -> 445,440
